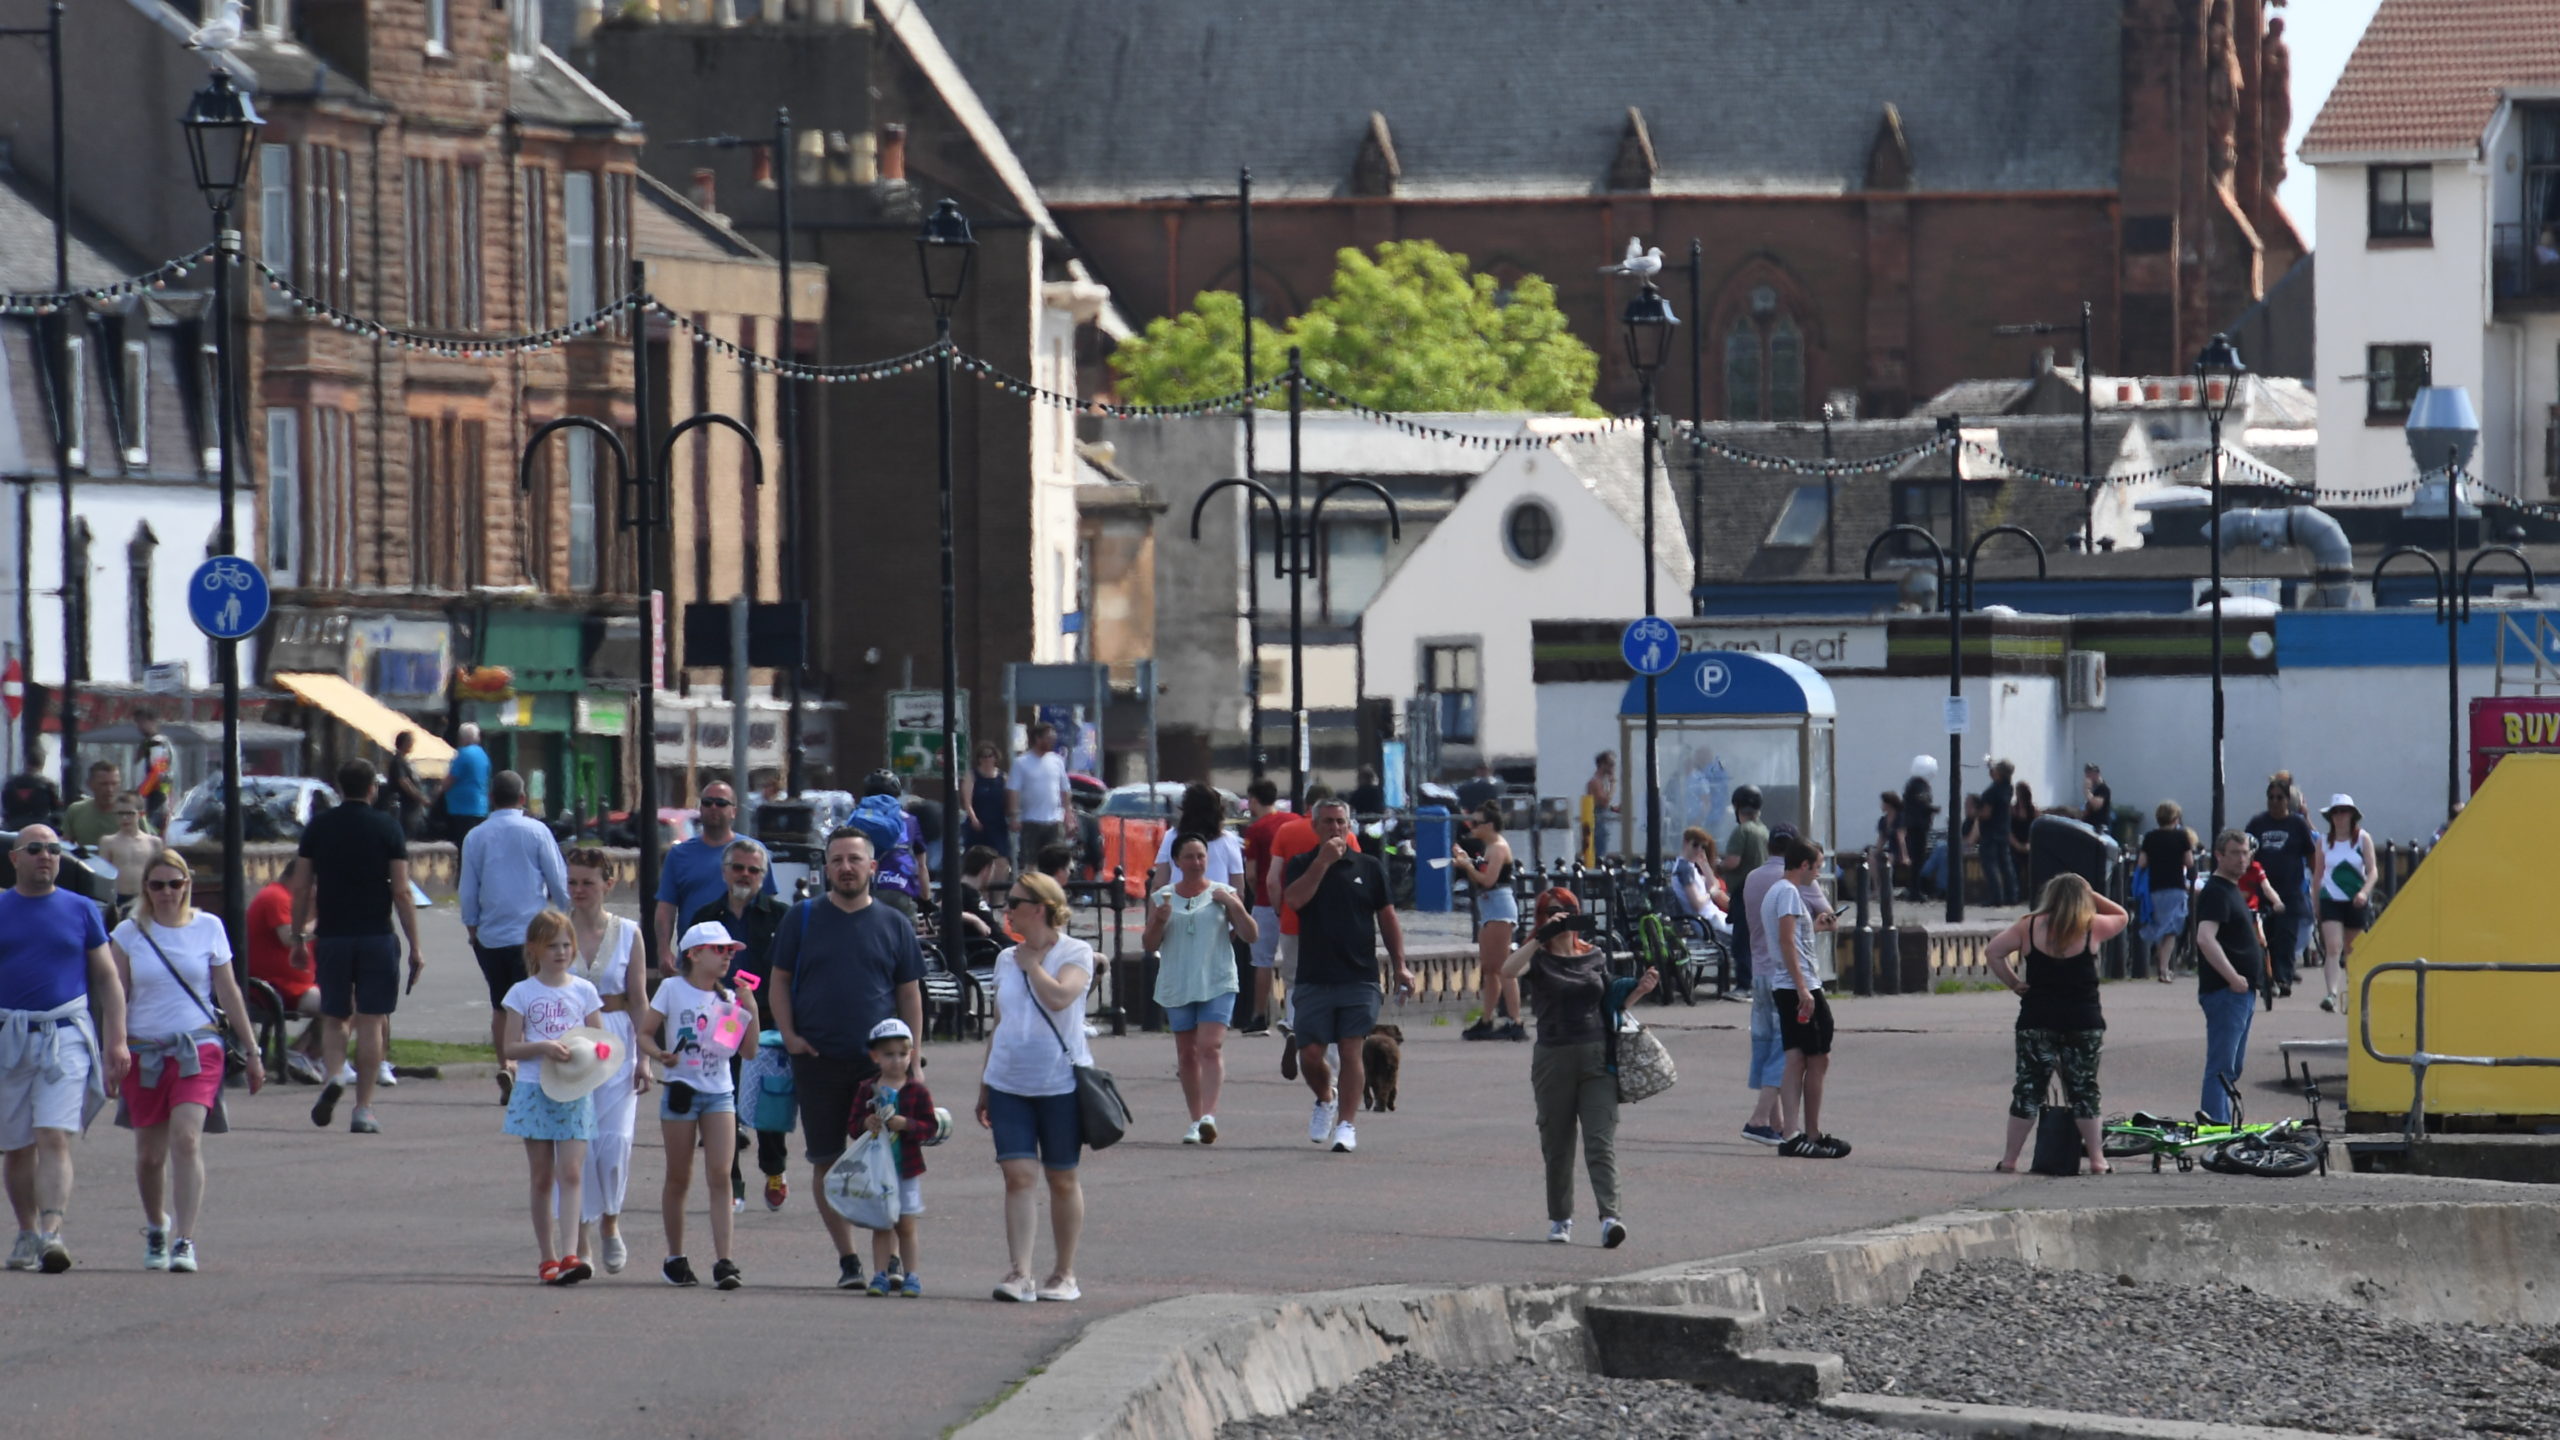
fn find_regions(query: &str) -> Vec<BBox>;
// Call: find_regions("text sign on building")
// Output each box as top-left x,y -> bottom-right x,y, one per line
2468,697 -> 2560,793
1682,623 -> 1886,672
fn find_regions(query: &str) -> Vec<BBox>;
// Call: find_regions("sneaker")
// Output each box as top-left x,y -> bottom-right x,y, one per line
1036,1276 -> 1081,1302
900,1270 -> 922,1298
866,1270 -> 895,1297
1461,1018 -> 1495,1041
167,1238 -> 198,1273
285,1052 -> 325,1085
7,1230 -> 40,1271
836,1254 -> 865,1290
731,1196 -> 745,1215
377,1061 -> 399,1088
36,1234 -> 70,1274
555,1254 -> 593,1285
496,1070 -> 515,1105
1778,1133 -> 1814,1157
1330,1121 -> 1357,1154
310,1082 -> 343,1128
143,1227 -> 169,1271
1197,1115 -> 1218,1146
662,1255 -> 700,1287
991,1274 -> 1037,1302
602,1234 -> 628,1274
1182,1120 -> 1204,1145
1784,1132 -> 1850,1160
336,1061 -> 358,1086
764,1175 -> 789,1212
1497,1021 -> 1529,1042
1814,1134 -> 1853,1158
2320,993 -> 2337,1013
1309,1094 -> 1339,1145
1548,1219 -> 1573,1244
349,1107 -> 380,1135
1599,1217 -> 1627,1249
1742,1123 -> 1785,1146
1280,1027 -> 1299,1081
711,1259 -> 741,1291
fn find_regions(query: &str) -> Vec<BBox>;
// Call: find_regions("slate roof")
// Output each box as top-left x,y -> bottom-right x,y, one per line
922,0 -> 2125,201
510,49 -> 636,132
2298,0 -> 2560,160
1558,430 -> 1695,592
0,168 -> 151,293
633,172 -> 769,262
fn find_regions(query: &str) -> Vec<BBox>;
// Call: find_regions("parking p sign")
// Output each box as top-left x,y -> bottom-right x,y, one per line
1621,616 -> 1678,677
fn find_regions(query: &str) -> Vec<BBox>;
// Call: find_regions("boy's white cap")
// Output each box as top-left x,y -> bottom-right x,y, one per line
867,1017 -> 914,1044
678,921 -> 746,954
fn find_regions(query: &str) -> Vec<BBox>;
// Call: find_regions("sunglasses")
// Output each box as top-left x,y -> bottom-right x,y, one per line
1005,893 -> 1040,908
15,842 -> 61,856
147,878 -> 190,892
725,862 -> 765,874
700,797 -> 736,808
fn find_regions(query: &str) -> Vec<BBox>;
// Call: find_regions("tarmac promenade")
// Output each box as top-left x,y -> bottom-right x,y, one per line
3,914 -> 2519,1439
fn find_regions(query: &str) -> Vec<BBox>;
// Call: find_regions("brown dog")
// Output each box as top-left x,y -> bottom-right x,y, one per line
1362,1024 -> 1404,1112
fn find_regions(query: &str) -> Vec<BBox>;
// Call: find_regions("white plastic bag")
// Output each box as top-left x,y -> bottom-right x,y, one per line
821,1129 -> 902,1230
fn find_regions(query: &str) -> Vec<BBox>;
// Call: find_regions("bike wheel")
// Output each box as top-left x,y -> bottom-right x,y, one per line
2218,1137 -> 2321,1178
2100,1124 -> 2155,1159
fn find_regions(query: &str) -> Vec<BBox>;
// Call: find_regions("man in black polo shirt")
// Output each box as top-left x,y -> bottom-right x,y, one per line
2192,830 -> 2264,1124
291,759 -> 423,1136
693,838 -> 793,1211
1280,799 -> 1415,1155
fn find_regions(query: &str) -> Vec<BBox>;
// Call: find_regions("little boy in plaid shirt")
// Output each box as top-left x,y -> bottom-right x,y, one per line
850,1018 -> 940,1296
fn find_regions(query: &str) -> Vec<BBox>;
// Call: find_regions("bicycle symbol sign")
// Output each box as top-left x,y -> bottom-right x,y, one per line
1621,616 -> 1678,677
188,555 -> 271,641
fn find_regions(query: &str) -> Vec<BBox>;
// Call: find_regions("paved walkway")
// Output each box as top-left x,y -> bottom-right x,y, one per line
14,956 -> 2523,1440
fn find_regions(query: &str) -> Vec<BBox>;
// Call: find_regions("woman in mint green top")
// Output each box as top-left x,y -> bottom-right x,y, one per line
1143,832 -> 1258,1145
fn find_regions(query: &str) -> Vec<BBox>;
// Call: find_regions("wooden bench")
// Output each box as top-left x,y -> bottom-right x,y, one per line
2280,1037 -> 2349,1082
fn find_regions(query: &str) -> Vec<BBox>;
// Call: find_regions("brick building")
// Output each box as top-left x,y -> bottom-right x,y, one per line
928,0 -> 2306,416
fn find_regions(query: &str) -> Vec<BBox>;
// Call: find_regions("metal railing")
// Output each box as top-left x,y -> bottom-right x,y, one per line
2356,957 -> 2560,1144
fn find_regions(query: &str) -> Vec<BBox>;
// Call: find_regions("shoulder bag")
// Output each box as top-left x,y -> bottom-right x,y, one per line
1025,962 -> 1130,1150
1600,973 -> 1677,1105
119,921 -> 238,1134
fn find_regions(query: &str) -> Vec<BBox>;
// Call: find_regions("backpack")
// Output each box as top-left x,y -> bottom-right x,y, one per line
850,794 -> 908,860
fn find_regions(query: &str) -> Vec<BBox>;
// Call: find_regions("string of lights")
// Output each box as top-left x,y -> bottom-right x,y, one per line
1685,427 -> 1950,476
953,350 -> 1288,417
646,303 -> 950,383
1295,376 -> 1640,449
255,262 -> 643,356
0,246 -> 217,316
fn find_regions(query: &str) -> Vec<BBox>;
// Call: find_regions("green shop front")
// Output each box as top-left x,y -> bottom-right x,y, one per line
468,611 -> 636,824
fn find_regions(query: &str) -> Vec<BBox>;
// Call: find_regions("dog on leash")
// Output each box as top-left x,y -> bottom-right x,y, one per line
1362,1024 -> 1404,1112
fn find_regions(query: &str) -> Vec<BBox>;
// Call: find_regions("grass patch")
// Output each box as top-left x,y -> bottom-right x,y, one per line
1932,978 -> 2008,995
387,1038 -> 496,1067
946,1365 -> 1045,1436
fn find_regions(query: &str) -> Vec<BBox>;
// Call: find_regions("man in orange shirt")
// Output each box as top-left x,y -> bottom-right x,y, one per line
1262,785 -> 1333,1079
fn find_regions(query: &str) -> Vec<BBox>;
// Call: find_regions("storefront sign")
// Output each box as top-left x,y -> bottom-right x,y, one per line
576,692 -> 630,736
1681,623 -> 1886,672
2469,697 -> 2560,792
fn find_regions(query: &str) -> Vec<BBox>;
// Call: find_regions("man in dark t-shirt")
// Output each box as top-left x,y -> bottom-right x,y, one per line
2244,781 -> 2316,999
2080,764 -> 2115,837
2191,830 -> 2263,1123
1979,762 -> 2018,906
292,759 -> 422,1136
1279,799 -> 1414,1155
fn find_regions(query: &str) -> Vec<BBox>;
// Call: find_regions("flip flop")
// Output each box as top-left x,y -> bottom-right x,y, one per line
1992,1161 -> 2018,1173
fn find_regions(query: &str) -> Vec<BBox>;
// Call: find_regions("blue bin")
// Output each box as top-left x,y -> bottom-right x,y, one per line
1413,805 -> 1453,913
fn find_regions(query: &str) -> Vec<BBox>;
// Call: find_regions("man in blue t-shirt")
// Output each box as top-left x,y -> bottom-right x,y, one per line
765,828 -> 925,1291
443,723 -> 492,848
653,780 -> 775,969
0,824 -> 127,1274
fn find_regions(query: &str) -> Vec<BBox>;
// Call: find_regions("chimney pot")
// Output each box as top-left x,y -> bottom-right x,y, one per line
752,145 -> 775,190
879,123 -> 907,182
690,167 -> 718,215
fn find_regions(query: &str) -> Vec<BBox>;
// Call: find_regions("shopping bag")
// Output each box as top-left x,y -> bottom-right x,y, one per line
738,1033 -> 797,1133
1612,1017 -> 1679,1105
2030,1077 -> 2083,1176
821,1130 -> 902,1230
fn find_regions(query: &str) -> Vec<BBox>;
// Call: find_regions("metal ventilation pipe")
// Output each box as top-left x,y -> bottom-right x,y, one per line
2213,505 -> 2355,608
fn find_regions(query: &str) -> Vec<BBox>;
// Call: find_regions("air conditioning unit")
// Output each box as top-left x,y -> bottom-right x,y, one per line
2066,650 -> 2107,711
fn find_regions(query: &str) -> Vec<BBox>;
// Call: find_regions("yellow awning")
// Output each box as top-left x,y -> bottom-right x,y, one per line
276,673 -> 455,780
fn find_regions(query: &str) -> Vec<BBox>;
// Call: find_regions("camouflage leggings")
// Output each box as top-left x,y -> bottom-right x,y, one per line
2010,1027 -> 2105,1119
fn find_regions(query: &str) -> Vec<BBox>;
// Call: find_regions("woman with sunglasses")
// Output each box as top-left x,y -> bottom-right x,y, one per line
975,872 -> 1093,1303
1500,887 -> 1652,1246
111,847 -> 263,1272
1451,804 -> 1523,1041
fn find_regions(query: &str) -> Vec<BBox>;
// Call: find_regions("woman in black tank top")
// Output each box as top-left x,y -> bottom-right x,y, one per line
1986,874 -> 2130,1175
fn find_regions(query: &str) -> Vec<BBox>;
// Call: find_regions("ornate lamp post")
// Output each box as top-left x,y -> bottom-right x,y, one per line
2193,332 -> 2245,838
918,199 -> 976,975
1622,281 -> 1678,883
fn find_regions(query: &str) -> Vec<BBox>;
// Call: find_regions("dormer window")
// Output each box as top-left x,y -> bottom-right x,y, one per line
510,0 -> 540,63
426,0 -> 450,56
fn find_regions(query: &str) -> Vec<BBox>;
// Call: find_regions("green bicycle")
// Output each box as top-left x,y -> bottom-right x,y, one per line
2099,1079 -> 2326,1177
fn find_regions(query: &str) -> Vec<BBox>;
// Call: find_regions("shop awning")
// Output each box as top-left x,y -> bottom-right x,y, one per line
276,673 -> 455,779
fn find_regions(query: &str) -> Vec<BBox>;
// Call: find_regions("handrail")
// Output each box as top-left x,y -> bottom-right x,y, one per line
2355,957 -> 2560,1144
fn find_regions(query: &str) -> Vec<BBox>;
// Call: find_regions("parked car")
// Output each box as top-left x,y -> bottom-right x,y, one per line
165,776 -> 341,848
1068,772 -> 1107,813
1095,782 -> 1247,819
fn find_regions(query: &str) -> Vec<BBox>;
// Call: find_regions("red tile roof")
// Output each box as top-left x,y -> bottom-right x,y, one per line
2298,0 -> 2560,160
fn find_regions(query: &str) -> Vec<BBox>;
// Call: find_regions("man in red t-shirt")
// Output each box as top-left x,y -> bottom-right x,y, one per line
246,875 -> 326,1080
1237,779 -> 1292,1034
1263,785 -> 1340,1075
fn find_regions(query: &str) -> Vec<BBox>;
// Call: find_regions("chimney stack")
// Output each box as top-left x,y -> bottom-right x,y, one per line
690,167 -> 718,216
878,123 -> 907,182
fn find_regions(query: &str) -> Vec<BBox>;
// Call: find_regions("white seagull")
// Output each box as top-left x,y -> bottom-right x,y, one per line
186,0 -> 246,52
1600,236 -> 1664,280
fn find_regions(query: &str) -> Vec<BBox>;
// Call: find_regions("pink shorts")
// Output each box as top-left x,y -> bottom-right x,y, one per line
122,1042 -> 225,1128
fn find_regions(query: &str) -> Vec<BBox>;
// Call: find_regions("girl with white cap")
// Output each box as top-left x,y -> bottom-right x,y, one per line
644,921 -> 759,1290
499,909 -> 606,1285
2314,796 -> 2378,1013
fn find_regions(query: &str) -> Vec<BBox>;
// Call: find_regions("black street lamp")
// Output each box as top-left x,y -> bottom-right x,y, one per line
1621,280 -> 1678,884
3,3 -> 69,783
917,198 -> 975,979
2194,332 -> 2245,838
1993,300 -> 2097,554
181,65 -> 262,954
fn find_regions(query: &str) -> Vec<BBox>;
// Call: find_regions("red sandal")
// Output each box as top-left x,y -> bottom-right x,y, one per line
538,1259 -> 564,1285
555,1254 -> 593,1285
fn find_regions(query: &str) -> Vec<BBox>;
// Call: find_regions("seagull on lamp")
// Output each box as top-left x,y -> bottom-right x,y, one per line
1600,236 -> 1664,280
186,0 -> 246,52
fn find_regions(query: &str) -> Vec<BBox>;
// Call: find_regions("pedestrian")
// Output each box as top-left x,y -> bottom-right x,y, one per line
1147,783 -> 1244,894
459,771 -> 571,1105
2138,802 -> 2197,982
1143,832 -> 1255,1144
1763,838 -> 1850,1159
500,909 -> 604,1286
977,870 -> 1092,1303
2080,763 -> 2116,838
2009,781 -> 2039,870
1279,798 -> 1416,1155
645,921 -> 757,1291
765,828 -> 927,1292
955,846 -> 1011,949
2193,831 -> 2265,1121
0,825 -> 127,1274
963,741 -> 1009,859
2313,795 -> 2377,1014
1502,887 -> 1654,1246
111,846 -> 265,1273
1979,760 -> 2019,905
1455,761 -> 1501,813
562,848 -> 647,1272
100,797 -> 157,916
1721,785 -> 1769,886
1956,794 -> 1989,902
292,760 -> 423,1136
1263,783 -> 1332,1072
1238,779 -> 1289,1035
1738,824 -> 1829,1146
1006,722 -> 1074,864
1347,765 -> 1387,816
130,710 -> 174,832
245,871 -> 325,1082
1899,768 -> 1938,901
689,839 -> 793,1213
1452,803 -> 1523,1042
858,771 -> 933,920
1,769 -> 62,831
1669,827 -> 1734,947
1585,751 -> 1618,861
652,781 -> 774,966
443,723 -> 492,850
61,760 -> 136,848
1986,873 -> 2130,1174
377,731 -> 428,838
1872,791 -> 1902,876
850,1018 -> 939,1296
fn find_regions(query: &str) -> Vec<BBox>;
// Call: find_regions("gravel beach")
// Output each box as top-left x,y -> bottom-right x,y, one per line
1218,1355 -> 1919,1440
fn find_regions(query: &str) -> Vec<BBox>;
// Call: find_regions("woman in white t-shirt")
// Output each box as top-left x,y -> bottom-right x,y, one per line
500,910 -> 605,1285
1146,784 -> 1244,893
975,871 -> 1093,1304
562,848 -> 648,1275
111,846 -> 264,1273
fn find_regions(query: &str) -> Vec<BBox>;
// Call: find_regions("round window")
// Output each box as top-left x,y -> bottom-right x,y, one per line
1504,500 -> 1557,566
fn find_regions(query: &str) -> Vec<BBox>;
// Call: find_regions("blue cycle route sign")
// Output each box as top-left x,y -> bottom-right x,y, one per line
188,555 -> 271,642
1621,616 -> 1678,677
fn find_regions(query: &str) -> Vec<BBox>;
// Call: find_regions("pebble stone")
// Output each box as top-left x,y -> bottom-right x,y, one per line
1765,1259 -> 2560,1438
1218,1353 -> 1921,1439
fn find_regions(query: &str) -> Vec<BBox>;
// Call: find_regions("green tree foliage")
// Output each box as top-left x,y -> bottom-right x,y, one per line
1109,240 -> 1602,417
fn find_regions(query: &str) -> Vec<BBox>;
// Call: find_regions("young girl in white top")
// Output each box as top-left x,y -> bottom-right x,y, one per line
562,849 -> 649,1274
500,909 -> 605,1285
644,922 -> 757,1291
111,846 -> 264,1273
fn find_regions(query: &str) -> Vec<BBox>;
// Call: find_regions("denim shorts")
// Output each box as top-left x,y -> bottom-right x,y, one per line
1476,885 -> 1519,929
985,1086 -> 1080,1170
658,1084 -> 740,1123
1746,980 -> 1785,1091
1250,907 -> 1282,968
1164,993 -> 1236,1033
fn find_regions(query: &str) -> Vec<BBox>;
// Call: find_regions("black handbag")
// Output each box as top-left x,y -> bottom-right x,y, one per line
1030,981 -> 1129,1150
2029,1075 -> 2081,1176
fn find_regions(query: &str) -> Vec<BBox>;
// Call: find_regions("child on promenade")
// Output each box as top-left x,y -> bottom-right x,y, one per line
851,1018 -> 939,1297
500,910 -> 605,1285
645,922 -> 758,1290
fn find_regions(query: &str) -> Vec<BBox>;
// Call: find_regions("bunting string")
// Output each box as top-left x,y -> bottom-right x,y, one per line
255,261 -> 643,357
0,246 -> 218,316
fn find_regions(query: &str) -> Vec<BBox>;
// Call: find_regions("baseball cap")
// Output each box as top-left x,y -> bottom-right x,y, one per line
868,1018 -> 914,1045
677,921 -> 745,954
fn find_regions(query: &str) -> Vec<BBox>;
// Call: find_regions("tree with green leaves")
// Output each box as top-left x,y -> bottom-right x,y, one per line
1109,239 -> 1602,417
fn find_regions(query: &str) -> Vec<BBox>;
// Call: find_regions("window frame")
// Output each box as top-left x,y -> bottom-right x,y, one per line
2365,343 -> 2431,423
258,142 -> 293,314
264,407 -> 301,584
1764,484 -> 1829,549
425,0 -> 450,56
563,170 -> 597,320
567,425 -> 598,591
1501,497 -> 1557,567
120,338 -> 149,469
2367,164 -> 2433,241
